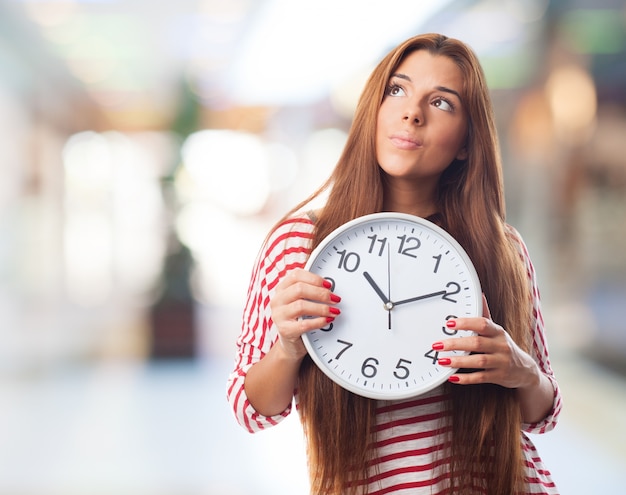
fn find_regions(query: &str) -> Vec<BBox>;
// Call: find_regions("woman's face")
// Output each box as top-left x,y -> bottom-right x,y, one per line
376,50 -> 468,187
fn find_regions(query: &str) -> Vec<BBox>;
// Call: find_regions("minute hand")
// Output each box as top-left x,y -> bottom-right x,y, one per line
392,289 -> 447,307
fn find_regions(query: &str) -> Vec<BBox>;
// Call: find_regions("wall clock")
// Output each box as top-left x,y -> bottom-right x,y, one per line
301,212 -> 482,400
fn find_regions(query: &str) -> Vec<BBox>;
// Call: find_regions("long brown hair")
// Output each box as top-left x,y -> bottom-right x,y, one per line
284,33 -> 531,494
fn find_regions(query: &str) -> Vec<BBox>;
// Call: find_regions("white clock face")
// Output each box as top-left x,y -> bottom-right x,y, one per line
301,212 -> 481,400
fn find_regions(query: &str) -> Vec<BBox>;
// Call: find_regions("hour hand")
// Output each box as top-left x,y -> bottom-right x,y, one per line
363,271 -> 391,306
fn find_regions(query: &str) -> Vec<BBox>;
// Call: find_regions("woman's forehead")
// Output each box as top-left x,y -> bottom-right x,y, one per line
391,50 -> 465,95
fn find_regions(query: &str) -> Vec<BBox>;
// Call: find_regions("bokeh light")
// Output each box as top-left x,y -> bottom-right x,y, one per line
545,64 -> 597,144
180,129 -> 271,216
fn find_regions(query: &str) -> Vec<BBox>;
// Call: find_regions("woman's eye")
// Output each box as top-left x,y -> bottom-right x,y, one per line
433,98 -> 454,112
387,84 -> 405,97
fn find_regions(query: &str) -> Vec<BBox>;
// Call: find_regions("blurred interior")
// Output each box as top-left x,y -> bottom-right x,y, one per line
0,0 -> 625,493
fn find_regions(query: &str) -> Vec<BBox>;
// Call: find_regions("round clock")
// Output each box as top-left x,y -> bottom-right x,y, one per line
301,212 -> 482,400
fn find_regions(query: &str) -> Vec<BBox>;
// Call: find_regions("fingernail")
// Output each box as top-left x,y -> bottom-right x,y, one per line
448,376 -> 460,383
323,280 -> 332,289
446,319 -> 456,328
432,342 -> 444,350
330,294 -> 341,303
329,307 -> 341,315
438,358 -> 451,366
326,317 -> 335,323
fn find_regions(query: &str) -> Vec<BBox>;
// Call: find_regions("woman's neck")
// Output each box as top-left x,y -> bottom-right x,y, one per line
382,178 -> 438,218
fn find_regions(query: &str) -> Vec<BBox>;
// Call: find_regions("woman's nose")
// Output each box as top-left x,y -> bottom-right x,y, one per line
402,103 -> 423,124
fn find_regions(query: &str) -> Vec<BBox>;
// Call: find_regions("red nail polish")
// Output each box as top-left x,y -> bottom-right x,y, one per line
329,307 -> 341,315
448,376 -> 460,383
330,294 -> 341,303
432,342 -> 444,350
446,319 -> 456,328
326,317 -> 335,323
323,280 -> 332,289
438,358 -> 451,366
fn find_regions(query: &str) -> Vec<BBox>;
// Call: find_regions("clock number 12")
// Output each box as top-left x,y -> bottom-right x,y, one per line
397,235 -> 421,258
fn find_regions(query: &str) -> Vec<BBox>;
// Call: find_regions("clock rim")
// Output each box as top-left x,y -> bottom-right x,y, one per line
301,211 -> 482,400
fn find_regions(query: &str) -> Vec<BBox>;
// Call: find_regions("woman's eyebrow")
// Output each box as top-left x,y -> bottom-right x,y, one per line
391,72 -> 411,82
390,73 -> 462,101
435,86 -> 462,100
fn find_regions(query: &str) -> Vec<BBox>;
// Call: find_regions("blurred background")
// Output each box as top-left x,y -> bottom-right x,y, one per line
0,0 -> 625,493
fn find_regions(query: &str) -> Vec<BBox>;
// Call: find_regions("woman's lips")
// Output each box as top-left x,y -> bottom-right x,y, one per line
389,134 -> 422,150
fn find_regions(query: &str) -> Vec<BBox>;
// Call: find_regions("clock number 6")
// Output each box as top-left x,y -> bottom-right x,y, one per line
361,357 -> 379,378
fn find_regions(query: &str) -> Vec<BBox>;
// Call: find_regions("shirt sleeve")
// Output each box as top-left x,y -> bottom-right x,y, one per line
507,225 -> 563,434
226,217 -> 314,433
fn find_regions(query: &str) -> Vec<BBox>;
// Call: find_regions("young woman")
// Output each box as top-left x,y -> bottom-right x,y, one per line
227,33 -> 562,494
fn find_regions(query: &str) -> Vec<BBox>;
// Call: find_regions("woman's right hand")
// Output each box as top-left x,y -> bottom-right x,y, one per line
270,268 -> 342,360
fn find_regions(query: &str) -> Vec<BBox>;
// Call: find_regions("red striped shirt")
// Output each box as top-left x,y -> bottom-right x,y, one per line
227,216 -> 562,494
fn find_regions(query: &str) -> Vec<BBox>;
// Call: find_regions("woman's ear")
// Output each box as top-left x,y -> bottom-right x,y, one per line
456,146 -> 468,161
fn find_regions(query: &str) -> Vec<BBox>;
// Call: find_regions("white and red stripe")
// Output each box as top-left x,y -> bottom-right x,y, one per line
227,216 -> 562,494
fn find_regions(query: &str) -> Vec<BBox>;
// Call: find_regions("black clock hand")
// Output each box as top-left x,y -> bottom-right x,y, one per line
392,289 -> 447,307
386,243 -> 392,330
363,271 -> 391,305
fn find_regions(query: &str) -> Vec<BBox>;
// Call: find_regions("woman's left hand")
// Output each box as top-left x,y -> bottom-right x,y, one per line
433,295 -> 540,389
